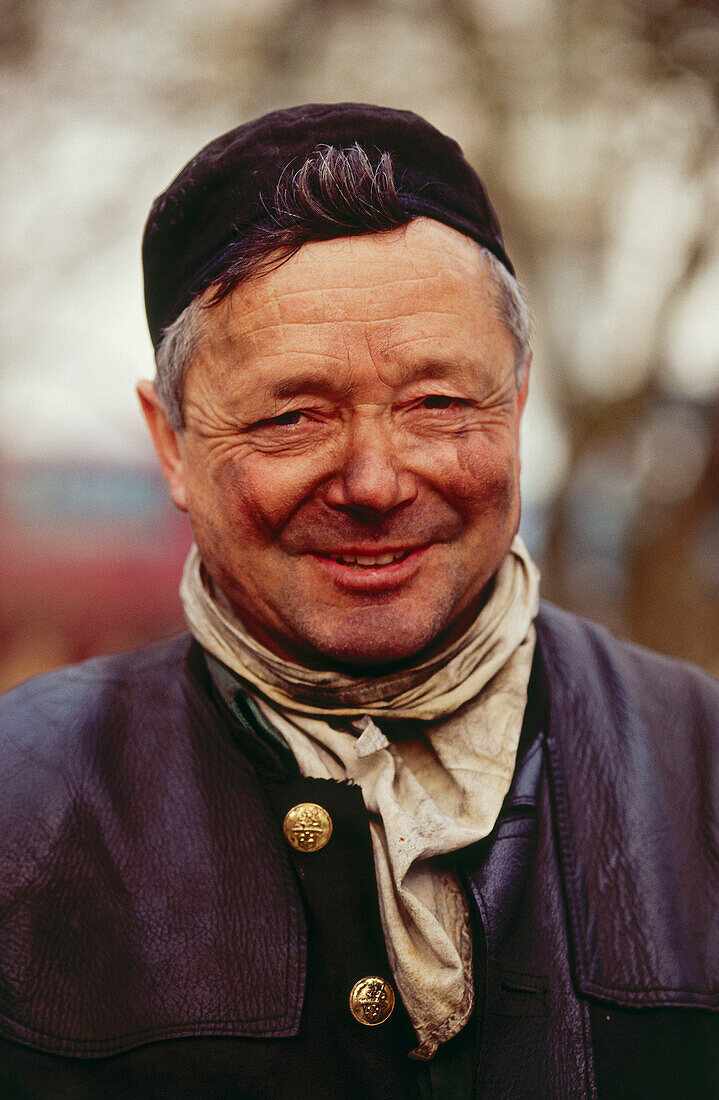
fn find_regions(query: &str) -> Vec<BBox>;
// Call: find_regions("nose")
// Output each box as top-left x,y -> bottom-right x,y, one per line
324,410 -> 417,515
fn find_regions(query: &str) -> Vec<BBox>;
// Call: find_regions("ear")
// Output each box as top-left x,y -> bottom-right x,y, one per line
137,380 -> 188,512
517,349 -> 532,417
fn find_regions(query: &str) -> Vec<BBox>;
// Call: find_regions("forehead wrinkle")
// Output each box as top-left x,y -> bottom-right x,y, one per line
385,230 -> 484,285
204,294 -> 286,363
256,267 -> 449,314
379,348 -> 482,380
200,221 -> 499,380
378,330 -> 498,366
213,254 -> 486,354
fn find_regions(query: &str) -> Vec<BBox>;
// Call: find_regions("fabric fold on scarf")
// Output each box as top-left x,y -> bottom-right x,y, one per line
181,537 -> 540,1058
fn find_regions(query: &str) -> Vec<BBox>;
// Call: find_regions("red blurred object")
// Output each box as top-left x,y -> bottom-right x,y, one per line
0,459 -> 192,690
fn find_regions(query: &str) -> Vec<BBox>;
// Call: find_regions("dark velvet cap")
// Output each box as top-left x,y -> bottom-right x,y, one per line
143,102 -> 513,349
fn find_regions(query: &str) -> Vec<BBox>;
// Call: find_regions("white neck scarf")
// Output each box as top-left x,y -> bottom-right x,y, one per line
181,537 -> 540,1058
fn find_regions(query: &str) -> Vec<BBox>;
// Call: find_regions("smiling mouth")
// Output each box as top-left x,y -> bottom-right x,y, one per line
320,549 -> 414,568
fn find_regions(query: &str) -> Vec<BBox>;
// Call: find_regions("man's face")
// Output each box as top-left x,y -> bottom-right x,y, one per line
147,218 -> 529,668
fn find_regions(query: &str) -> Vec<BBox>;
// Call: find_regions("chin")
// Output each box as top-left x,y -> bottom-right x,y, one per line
294,612 -> 454,672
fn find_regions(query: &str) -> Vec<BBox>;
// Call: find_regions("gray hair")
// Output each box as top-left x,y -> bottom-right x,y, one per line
154,295 -> 207,431
154,146 -> 531,430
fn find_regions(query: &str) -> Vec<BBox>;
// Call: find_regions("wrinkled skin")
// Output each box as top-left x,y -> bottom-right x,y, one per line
140,218 -> 530,669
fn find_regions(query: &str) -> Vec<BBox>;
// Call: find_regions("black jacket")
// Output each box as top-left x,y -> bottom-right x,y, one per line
0,603 -> 717,1098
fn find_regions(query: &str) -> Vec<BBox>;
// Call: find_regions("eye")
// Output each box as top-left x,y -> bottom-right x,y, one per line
420,395 -> 465,410
254,409 -> 307,430
268,410 -> 304,427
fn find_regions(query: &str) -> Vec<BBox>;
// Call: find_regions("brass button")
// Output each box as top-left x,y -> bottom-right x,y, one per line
283,802 -> 333,853
349,976 -> 395,1026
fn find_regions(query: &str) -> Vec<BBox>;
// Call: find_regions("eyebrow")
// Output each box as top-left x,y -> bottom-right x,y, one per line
399,358 -> 477,382
266,357 -> 481,401
270,371 -> 349,400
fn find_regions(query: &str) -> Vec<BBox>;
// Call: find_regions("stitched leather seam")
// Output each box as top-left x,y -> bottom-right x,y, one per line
543,721 -> 590,981
578,981 -> 719,1000
579,988 -> 598,1097
0,1015 -> 300,1057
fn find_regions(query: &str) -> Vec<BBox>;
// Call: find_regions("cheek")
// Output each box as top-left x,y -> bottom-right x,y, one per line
439,435 -> 518,518
213,456 -> 317,539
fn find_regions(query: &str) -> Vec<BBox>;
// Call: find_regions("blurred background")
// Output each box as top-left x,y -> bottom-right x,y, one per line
1,0 -> 718,691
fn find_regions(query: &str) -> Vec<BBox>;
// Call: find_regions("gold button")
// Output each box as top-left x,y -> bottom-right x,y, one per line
349,976 -> 395,1026
283,803 -> 333,853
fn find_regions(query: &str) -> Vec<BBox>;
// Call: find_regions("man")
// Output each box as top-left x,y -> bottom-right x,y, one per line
0,103 -> 717,1098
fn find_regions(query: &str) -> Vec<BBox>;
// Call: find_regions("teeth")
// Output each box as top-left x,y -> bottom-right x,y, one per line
335,550 -> 407,567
